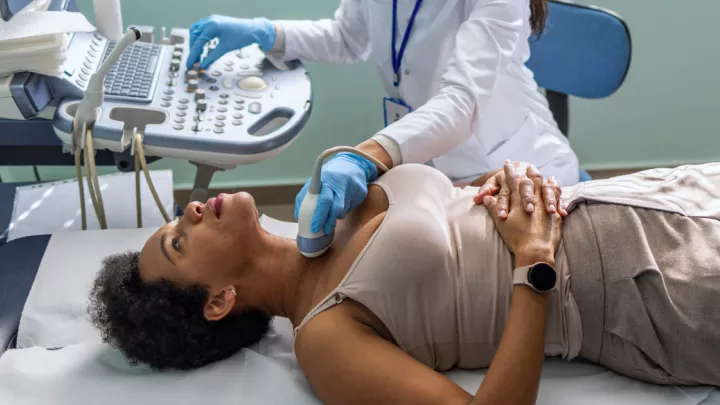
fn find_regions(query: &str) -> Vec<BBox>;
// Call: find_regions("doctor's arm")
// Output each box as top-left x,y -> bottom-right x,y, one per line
270,0 -> 371,64
372,0 -> 525,169
187,0 -> 370,69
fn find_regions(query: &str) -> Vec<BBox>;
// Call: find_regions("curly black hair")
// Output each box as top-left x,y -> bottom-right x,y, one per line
88,252 -> 272,371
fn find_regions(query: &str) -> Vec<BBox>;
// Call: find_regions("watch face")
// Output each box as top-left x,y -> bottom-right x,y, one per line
528,263 -> 557,292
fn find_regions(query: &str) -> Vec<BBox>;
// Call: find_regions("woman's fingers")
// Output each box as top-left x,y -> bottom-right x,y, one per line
473,171 -> 502,204
483,195 -> 499,221
503,160 -> 525,208
494,174 -> 511,220
523,165 -> 543,213
541,177 -> 558,215
548,176 -> 568,216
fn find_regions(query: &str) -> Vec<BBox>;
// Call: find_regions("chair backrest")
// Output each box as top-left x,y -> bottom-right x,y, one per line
526,0 -> 632,99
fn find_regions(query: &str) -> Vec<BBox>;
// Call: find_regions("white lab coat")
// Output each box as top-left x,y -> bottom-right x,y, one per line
273,0 -> 580,186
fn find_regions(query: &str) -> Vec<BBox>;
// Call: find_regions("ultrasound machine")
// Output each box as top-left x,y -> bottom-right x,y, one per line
0,0 -> 312,217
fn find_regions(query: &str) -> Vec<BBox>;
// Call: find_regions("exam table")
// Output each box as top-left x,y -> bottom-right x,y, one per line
0,223 -> 717,405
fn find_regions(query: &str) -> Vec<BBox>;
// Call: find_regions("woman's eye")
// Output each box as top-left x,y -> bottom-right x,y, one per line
172,237 -> 181,251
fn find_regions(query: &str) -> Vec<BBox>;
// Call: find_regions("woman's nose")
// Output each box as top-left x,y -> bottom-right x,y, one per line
183,201 -> 204,223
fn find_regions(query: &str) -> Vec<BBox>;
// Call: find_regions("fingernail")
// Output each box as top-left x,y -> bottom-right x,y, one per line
526,203 -> 534,212
499,210 -> 507,217
549,204 -> 556,213
504,159 -> 511,164
549,176 -> 556,182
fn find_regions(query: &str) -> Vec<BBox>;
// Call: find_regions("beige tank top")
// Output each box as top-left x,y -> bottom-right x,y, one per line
294,164 -> 582,371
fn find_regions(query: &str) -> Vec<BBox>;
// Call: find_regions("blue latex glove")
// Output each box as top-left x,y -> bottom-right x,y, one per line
294,153 -> 379,235
186,15 -> 276,70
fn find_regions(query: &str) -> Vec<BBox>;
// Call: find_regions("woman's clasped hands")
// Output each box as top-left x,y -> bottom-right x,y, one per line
474,160 -> 565,265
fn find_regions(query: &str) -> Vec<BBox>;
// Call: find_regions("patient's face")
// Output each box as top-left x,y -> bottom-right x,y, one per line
139,192 -> 260,288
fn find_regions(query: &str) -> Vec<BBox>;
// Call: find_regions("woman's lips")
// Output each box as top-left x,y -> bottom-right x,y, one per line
206,194 -> 223,218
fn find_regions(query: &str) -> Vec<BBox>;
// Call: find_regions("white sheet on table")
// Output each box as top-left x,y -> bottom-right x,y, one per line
2,216 -> 717,405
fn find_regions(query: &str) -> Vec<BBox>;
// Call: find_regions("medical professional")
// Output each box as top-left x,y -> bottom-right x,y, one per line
187,0 -> 580,236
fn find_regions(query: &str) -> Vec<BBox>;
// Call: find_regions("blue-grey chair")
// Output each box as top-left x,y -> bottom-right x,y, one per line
527,0 -> 632,182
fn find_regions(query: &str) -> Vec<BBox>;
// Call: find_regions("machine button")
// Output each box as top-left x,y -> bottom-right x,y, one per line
206,78 -> 217,84
224,66 -> 233,72
83,60 -> 93,69
222,77 -> 234,89
186,69 -> 198,82
196,99 -> 207,111
225,60 -> 234,66
218,99 -> 229,105
170,58 -> 180,71
174,44 -> 184,53
76,79 -> 86,87
162,95 -> 173,101
172,51 -> 182,59
161,102 -> 171,107
232,113 -> 243,119
219,93 -> 229,99
90,44 -> 98,52
234,105 -> 245,111
216,115 -> 226,120
249,102 -> 262,114
164,89 -> 174,95
234,99 -> 245,104
255,63 -> 263,69
235,52 -> 245,59
193,115 -> 204,122
272,76 -> 277,82
88,50 -> 98,58
187,79 -> 199,92
232,119 -> 243,126
214,128 -> 224,134
214,121 -> 225,128
239,64 -> 250,70
174,124 -> 184,131
94,33 -> 102,40
209,85 -> 220,91
165,79 -> 176,86
237,76 -> 268,92
177,104 -> 188,110
176,111 -> 187,117
175,117 -> 185,123
194,89 -> 206,101
81,67 -> 91,75
85,56 -> 93,65
179,98 -> 189,104
211,71 -> 222,77
216,107 -> 227,113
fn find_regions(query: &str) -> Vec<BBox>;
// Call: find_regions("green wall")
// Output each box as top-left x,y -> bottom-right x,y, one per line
2,0 -> 718,188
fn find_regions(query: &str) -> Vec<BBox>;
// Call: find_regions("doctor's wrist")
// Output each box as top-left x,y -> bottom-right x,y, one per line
253,18 -> 277,52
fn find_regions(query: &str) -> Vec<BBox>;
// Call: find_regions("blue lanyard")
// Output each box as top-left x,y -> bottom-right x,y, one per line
392,0 -> 424,90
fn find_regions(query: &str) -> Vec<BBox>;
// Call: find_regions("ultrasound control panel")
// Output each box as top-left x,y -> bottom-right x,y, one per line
52,27 -> 312,167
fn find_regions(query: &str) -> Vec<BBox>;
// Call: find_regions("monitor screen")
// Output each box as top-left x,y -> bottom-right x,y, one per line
1,0 -> 35,21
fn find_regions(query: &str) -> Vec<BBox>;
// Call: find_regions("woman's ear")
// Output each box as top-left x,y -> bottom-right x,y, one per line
204,287 -> 237,321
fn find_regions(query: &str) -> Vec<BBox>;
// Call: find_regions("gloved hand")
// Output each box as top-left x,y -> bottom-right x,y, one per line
186,15 -> 276,70
294,153 -> 379,236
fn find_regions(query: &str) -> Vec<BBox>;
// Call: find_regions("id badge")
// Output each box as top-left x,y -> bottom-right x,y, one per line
383,97 -> 412,127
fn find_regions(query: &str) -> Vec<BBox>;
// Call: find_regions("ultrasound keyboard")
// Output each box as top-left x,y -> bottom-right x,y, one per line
102,41 -> 164,102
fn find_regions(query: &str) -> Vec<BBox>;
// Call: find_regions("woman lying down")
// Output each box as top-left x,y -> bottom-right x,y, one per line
88,160 -> 720,405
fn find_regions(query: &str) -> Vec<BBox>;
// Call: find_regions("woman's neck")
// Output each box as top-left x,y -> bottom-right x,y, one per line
248,232 -> 333,326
